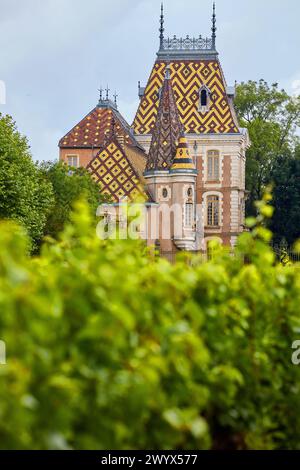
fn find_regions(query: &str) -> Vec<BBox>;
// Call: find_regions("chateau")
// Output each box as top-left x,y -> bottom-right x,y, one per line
59,4 -> 249,254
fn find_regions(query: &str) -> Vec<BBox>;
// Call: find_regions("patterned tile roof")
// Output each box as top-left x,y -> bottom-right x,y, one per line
133,60 -> 239,135
59,104 -> 141,149
146,65 -> 182,172
87,137 -> 147,202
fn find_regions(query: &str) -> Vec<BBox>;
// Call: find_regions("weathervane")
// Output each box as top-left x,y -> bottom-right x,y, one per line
211,2 -> 217,50
159,3 -> 164,50
113,91 -> 118,106
105,85 -> 110,101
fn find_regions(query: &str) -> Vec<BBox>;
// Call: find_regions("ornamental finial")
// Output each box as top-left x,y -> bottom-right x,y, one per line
159,3 -> 164,50
113,91 -> 118,107
211,2 -> 217,49
98,86 -> 103,102
105,85 -> 110,101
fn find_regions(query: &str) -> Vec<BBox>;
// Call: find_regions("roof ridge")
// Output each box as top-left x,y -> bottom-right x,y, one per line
59,103 -> 143,150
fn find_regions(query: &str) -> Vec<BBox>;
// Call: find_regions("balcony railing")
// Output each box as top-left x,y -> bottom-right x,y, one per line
161,35 -> 214,51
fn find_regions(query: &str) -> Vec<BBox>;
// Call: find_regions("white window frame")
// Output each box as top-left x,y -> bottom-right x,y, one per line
206,195 -> 220,228
184,202 -> 193,228
67,155 -> 79,168
207,150 -> 220,181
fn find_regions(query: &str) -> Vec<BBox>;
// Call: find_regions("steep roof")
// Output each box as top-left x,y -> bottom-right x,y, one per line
87,137 -> 147,202
133,59 -> 239,135
59,100 -> 141,150
146,65 -> 182,172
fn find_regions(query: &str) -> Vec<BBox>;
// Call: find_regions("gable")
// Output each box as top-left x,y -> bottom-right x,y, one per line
133,60 -> 239,135
87,140 -> 147,202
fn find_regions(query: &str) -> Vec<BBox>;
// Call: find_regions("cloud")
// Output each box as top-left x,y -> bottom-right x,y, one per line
292,79 -> 300,97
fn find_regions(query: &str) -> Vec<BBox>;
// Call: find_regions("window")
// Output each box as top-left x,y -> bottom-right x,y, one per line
185,203 -> 193,227
67,155 -> 79,168
198,86 -> 210,112
207,150 -> 220,181
207,195 -> 220,227
187,187 -> 193,197
162,188 -> 168,198
240,197 -> 245,226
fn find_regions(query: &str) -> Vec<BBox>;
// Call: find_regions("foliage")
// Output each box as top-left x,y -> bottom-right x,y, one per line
0,114 -> 54,250
0,110 -> 105,250
0,196 -> 300,450
235,80 -> 300,216
38,161 -> 104,243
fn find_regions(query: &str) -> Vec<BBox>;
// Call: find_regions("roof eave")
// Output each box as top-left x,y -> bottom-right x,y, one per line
156,49 -> 219,61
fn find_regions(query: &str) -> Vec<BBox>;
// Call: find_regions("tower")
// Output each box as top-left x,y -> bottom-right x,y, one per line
144,64 -> 198,253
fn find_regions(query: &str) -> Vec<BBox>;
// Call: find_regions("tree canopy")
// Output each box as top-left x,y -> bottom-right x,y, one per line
0,114 -> 54,250
0,113 -> 105,250
270,147 -> 300,245
39,161 -> 103,243
235,80 -> 300,218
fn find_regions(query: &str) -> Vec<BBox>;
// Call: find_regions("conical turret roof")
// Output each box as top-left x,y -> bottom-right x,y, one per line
145,64 -> 182,173
170,133 -> 197,173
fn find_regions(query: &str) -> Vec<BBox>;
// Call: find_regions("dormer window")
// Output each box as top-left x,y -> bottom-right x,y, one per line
198,85 -> 211,113
200,89 -> 208,107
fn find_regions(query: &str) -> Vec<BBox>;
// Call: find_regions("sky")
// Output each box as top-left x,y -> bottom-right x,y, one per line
0,0 -> 299,162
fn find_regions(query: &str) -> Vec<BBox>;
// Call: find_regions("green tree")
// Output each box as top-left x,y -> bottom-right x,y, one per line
235,80 -> 300,215
0,114 -> 54,250
39,161 -> 104,241
270,149 -> 300,245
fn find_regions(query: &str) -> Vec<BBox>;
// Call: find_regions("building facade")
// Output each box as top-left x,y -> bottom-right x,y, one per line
133,4 -> 249,250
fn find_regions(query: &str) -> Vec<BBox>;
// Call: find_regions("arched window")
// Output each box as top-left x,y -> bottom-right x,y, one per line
201,89 -> 208,107
207,150 -> 220,181
207,195 -> 220,227
198,86 -> 210,112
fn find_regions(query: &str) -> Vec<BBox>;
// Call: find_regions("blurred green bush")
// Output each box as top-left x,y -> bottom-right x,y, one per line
0,197 -> 300,450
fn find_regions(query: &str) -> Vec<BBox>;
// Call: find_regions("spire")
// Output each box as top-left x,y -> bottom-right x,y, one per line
170,133 -> 196,173
145,64 -> 182,173
211,2 -> 216,50
159,3 -> 164,50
